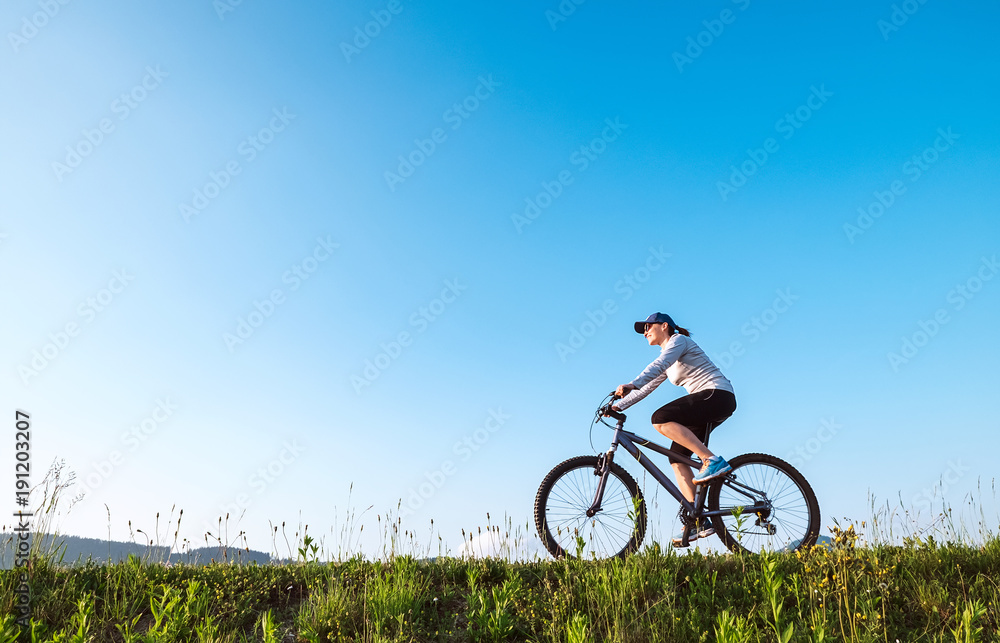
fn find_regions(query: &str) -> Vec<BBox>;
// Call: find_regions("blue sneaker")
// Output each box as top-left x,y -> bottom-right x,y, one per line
693,455 -> 731,484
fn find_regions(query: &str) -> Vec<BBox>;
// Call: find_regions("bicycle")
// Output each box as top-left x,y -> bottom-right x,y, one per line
533,393 -> 820,558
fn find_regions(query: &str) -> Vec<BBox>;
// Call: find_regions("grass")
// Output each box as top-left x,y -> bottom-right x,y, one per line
1,462 -> 999,642
2,528 -> 999,642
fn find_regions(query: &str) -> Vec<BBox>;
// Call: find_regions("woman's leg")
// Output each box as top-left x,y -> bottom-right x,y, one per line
653,421 -> 714,460
671,461 -> 697,502
655,421 -> 713,502
652,390 -> 737,496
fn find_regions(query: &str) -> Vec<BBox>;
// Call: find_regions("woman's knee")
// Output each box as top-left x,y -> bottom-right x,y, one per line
654,421 -> 681,437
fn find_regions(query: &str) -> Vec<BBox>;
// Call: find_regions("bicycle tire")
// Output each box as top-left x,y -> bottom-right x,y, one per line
706,453 -> 820,554
534,455 -> 646,560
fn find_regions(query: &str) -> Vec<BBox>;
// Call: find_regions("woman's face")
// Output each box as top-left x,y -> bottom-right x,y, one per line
643,322 -> 671,345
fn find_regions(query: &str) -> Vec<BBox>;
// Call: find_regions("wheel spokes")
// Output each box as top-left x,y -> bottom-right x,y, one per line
715,463 -> 814,552
544,465 -> 639,558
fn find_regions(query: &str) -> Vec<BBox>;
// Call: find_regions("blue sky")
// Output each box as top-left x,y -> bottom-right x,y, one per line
2,0 -> 998,558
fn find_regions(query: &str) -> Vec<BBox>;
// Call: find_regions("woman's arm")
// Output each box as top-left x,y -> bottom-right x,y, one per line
614,370 -> 669,411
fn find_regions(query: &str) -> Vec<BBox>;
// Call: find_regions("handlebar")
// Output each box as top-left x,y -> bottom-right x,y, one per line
604,408 -> 626,422
600,392 -> 626,423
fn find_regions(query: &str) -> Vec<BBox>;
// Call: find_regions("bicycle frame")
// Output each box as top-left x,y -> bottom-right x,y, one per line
588,412 -> 770,524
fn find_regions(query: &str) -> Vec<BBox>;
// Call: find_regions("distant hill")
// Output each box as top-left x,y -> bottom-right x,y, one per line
0,532 -> 271,568
782,535 -> 835,551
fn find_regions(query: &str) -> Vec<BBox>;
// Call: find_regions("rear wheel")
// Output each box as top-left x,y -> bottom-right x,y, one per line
534,455 -> 646,560
706,453 -> 819,553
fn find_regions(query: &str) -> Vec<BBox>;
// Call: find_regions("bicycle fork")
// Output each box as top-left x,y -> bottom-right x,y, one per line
586,447 -> 617,518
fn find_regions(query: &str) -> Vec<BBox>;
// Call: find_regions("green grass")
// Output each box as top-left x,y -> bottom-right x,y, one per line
2,526 -> 1000,642
4,464 -> 998,641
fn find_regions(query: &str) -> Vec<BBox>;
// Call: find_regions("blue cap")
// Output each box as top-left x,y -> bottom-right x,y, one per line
634,312 -> 676,334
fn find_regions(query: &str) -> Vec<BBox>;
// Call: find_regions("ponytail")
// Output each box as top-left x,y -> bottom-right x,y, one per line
673,325 -> 691,337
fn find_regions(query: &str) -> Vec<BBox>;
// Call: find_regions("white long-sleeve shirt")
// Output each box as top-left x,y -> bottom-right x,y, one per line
616,333 -> 734,411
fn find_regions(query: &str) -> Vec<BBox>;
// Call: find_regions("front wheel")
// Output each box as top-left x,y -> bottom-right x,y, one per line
534,455 -> 646,560
707,453 -> 820,554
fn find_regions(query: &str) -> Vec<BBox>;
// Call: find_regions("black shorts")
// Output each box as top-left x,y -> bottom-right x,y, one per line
650,389 -> 737,464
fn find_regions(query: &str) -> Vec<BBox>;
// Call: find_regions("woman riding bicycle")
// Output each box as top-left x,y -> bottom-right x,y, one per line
609,312 -> 737,546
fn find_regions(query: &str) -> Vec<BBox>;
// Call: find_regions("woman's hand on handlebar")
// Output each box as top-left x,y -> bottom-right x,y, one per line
615,383 -> 637,397
601,385 -> 634,416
